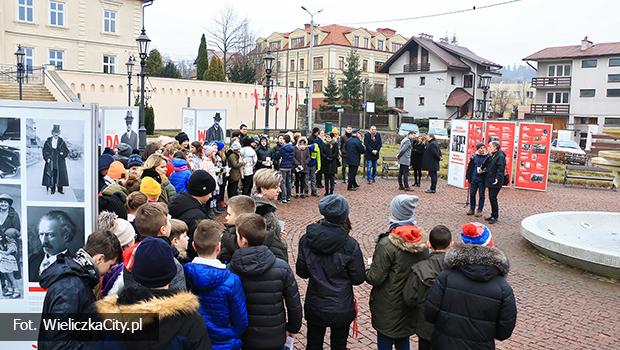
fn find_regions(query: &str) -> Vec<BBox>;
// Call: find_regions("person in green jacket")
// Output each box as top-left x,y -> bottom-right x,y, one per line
366,195 -> 429,350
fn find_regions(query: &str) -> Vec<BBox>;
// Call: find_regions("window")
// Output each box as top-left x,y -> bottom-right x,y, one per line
605,117 -> 620,125
289,81 -> 295,88
103,10 -> 117,33
548,64 -> 571,77
580,89 -> 596,97
608,74 -> 620,82
299,58 -> 304,70
395,97 -> 404,109
610,58 -> 620,67
546,92 -> 569,104
18,0 -> 34,22
451,76 -> 455,85
392,43 -> 403,52
374,84 -> 384,95
607,89 -> 620,97
526,91 -> 534,98
464,75 -> 473,88
313,34 -> 319,45
269,41 -> 281,50
298,81 -> 304,88
419,77 -> 426,86
395,77 -> 404,88
50,1 -> 64,26
581,59 -> 597,68
377,40 -> 384,51
375,61 -> 384,72
290,59 -> 295,71
353,36 -> 360,47
338,56 -> 345,70
103,55 -> 116,74
23,47 -> 34,74
362,59 -> 368,72
313,80 -> 323,93
49,49 -> 63,69
291,37 -> 304,48
364,37 -> 369,48
419,97 -> 425,106
313,56 -> 323,70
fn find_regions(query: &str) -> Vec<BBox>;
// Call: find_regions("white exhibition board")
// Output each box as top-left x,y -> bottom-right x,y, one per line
100,107 -> 139,151
447,119 -> 469,188
181,108 -> 227,144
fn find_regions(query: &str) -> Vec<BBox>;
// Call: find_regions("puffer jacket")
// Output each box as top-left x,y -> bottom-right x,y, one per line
296,220 -> 365,327
169,158 -> 192,194
425,244 -> 517,350
277,143 -> 295,170
293,146 -> 310,173
229,246 -> 302,350
256,144 -> 275,170
366,226 -> 429,338
184,260 -> 247,350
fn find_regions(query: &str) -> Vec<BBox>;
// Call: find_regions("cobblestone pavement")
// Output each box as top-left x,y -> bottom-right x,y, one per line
275,178 -> 620,349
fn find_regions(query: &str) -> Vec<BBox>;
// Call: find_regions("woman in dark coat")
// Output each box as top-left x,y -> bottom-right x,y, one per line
481,141 -> 507,224
296,195 -> 366,350
42,124 -> 70,194
422,134 -> 442,193
320,133 -> 339,196
255,135 -> 274,170
410,135 -> 426,187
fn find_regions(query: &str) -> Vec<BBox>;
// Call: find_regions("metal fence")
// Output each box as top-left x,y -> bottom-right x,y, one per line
0,64 -> 45,84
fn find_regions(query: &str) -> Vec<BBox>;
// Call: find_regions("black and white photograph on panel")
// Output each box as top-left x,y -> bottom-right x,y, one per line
26,206 -> 85,283
0,184 -> 23,299
0,117 -> 21,180
26,118 -> 85,202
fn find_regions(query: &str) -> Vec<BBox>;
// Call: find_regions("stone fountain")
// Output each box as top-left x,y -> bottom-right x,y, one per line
592,127 -> 620,189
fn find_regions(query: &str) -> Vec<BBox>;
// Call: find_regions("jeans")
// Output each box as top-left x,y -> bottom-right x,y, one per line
469,179 -> 486,211
418,337 -> 432,350
429,171 -> 438,191
294,171 -> 307,194
398,164 -> 409,188
279,169 -> 292,200
242,174 -> 253,196
377,332 -> 410,350
227,181 -> 238,199
412,168 -> 422,185
488,186 -> 501,219
324,174 -> 335,195
347,165 -> 359,189
307,165 -> 317,193
306,322 -> 350,350
341,157 -> 348,182
366,159 -> 377,182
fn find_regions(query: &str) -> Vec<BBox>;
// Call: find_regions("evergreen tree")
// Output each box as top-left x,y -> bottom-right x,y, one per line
145,104 -> 155,135
341,50 -> 362,110
196,34 -> 209,80
204,56 -> 226,81
145,49 -> 164,76
229,59 -> 256,83
160,61 -> 182,79
323,72 -> 340,104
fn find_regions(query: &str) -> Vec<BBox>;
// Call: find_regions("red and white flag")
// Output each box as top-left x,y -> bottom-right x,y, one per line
295,91 -> 299,112
275,91 -> 279,111
287,94 -> 291,111
254,84 -> 259,110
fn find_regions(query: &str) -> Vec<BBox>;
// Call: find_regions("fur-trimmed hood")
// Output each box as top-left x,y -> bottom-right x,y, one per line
386,226 -> 427,254
445,243 -> 510,278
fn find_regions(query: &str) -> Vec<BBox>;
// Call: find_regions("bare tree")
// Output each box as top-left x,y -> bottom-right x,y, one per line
207,4 -> 247,77
490,86 -> 514,117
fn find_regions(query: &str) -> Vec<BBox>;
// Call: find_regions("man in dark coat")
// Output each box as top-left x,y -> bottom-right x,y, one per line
466,143 -> 489,217
364,125 -> 383,184
344,129 -> 365,191
120,111 -> 138,150
320,133 -> 339,196
42,124 -> 70,195
424,241 -> 517,350
339,126 -> 353,183
38,231 -> 121,349
481,141 -> 506,224
422,133 -> 442,193
207,112 -> 225,142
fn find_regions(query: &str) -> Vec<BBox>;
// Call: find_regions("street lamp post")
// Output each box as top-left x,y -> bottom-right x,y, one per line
480,73 -> 492,121
15,45 -> 25,100
263,50 -> 275,135
301,6 -> 323,134
136,28 -> 151,150
125,56 -> 135,107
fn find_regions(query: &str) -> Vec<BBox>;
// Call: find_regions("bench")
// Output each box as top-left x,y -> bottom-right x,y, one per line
563,165 -> 616,190
381,156 -> 400,178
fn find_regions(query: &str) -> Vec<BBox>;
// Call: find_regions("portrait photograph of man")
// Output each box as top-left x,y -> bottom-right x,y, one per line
120,110 -> 138,150
206,112 -> 225,142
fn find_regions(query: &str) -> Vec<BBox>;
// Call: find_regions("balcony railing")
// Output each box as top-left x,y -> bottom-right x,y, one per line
0,64 -> 45,84
403,63 -> 430,72
530,104 -> 570,115
531,76 -> 571,88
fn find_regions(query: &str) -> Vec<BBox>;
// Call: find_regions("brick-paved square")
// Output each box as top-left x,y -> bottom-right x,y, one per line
277,178 -> 620,349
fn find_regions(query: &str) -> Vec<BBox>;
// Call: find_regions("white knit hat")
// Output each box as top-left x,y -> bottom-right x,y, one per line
98,211 -> 136,247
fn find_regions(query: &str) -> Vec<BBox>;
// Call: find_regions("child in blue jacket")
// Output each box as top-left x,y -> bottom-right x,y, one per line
169,152 -> 192,193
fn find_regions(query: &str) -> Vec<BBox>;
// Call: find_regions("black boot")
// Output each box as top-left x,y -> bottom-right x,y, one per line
57,186 -> 64,194
51,186 -> 56,194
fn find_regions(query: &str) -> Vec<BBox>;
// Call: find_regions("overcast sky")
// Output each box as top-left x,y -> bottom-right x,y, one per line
145,0 -> 618,67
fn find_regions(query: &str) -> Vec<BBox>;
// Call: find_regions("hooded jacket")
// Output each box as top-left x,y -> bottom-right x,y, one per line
296,221 -> 366,327
168,191 -> 210,259
366,226 -> 429,338
229,246 -> 302,349
184,260 -> 247,350
169,158 -> 192,194
277,143 -> 295,170
293,146 -> 310,173
256,141 -> 275,170
425,244 -> 517,350
95,285 -> 212,350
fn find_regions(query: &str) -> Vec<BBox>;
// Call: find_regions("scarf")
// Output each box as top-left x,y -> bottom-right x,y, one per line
388,218 -> 417,232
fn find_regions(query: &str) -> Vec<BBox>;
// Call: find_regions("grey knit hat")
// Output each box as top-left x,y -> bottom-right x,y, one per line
319,194 -> 350,224
390,195 -> 419,221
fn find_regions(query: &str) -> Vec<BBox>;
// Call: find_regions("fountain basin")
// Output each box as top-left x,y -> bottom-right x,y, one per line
521,211 -> 620,279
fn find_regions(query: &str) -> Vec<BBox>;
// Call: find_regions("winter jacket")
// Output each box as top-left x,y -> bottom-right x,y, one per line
466,153 -> 489,183
339,133 -> 352,157
38,249 -> 99,350
320,142 -> 340,175
293,147 -> 310,173
229,246 -> 303,349
218,225 -> 238,264
95,285 -> 212,350
272,144 -> 282,170
402,252 -> 447,341
308,143 -> 321,170
160,177 -> 177,204
425,244 -> 517,350
410,142 -> 426,169
169,158 -> 192,194
256,145 -> 275,170
422,139 -> 442,172
191,154 -> 205,171
345,137 -> 365,167
241,146 -> 257,176
296,221 -> 365,327
184,259 -> 247,350
277,143 -> 295,170
364,132 -> 383,161
397,137 -> 413,166
226,151 -> 242,183
482,150 -> 507,189
366,226 -> 429,338
168,191 -> 210,259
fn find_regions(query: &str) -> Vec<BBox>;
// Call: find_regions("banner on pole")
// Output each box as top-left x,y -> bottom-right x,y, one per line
485,121 -> 516,187
447,120 -> 469,188
100,107 -> 139,151
464,121 -> 485,188
514,123 -> 553,191
181,108 -> 227,144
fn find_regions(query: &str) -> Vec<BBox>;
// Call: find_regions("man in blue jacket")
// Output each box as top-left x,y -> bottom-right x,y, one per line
277,134 -> 295,203
363,125 -> 382,184
345,129 -> 365,191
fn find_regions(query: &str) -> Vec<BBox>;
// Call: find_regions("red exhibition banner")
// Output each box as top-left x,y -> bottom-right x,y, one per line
464,121 -> 485,188
485,121 -> 516,186
514,123 -> 553,191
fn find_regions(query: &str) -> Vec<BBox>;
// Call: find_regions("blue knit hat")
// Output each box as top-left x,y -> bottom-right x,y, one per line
319,194 -> 349,224
99,154 -> 114,171
214,141 -> 225,152
132,237 -> 177,288
460,222 -> 494,247
127,154 -> 143,168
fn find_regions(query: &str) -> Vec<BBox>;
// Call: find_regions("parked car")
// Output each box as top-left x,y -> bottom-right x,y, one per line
397,123 -> 420,137
550,139 -> 586,165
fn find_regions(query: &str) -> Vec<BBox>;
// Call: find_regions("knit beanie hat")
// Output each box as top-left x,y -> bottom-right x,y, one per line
132,237 -> 177,288
98,193 -> 128,220
158,136 -> 175,146
475,142 -> 486,150
99,154 -> 114,171
102,147 -> 115,156
140,177 -> 162,200
231,141 -> 241,151
175,132 -> 190,144
460,222 -> 494,247
98,211 -> 135,247
187,170 -> 216,197
204,145 -> 216,157
141,168 -> 161,183
214,141 -> 225,152
107,161 -> 126,180
390,195 -> 419,221
319,194 -> 349,224
127,154 -> 143,169
117,143 -> 133,157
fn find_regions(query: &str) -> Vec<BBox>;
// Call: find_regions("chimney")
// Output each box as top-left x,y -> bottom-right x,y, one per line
581,36 -> 593,51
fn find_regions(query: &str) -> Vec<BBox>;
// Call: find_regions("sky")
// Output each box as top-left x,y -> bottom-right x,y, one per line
145,0 -> 619,67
